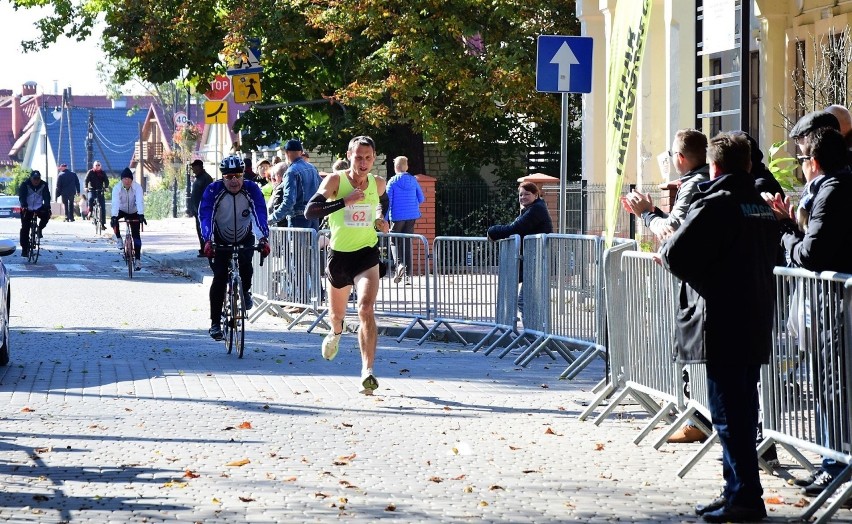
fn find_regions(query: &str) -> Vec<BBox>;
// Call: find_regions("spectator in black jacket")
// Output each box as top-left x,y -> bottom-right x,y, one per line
84,161 -> 109,229
661,132 -> 780,523
486,182 -> 553,317
55,163 -> 80,222
190,159 -> 214,257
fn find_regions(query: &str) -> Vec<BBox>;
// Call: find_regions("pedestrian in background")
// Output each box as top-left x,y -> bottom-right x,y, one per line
386,156 -> 425,284
269,139 -> 322,230
55,162 -> 80,222
190,159 -> 214,257
486,182 -> 553,317
660,132 -> 779,523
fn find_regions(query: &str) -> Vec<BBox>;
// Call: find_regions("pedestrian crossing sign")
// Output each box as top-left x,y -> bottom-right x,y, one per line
232,73 -> 262,104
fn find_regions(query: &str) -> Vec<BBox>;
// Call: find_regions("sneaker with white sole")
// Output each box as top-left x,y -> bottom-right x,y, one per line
322,331 -> 342,360
393,264 -> 406,284
360,369 -> 379,395
134,261 -> 141,271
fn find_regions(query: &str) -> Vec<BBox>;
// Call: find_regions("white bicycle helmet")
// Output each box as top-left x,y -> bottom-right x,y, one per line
219,155 -> 245,174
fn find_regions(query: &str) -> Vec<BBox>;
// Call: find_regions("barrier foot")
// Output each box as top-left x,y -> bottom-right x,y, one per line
652,406 -> 710,450
550,340 -> 577,364
513,334 -> 547,366
306,309 -> 329,333
800,463 -> 852,524
592,386 -> 633,426
676,433 -> 718,478
472,326 -> 501,353
634,401 -> 676,446
517,336 -> 558,367
285,308 -> 313,330
496,331 -> 529,359
591,376 -> 609,394
579,381 -> 616,421
483,329 -> 517,356
417,321 -> 444,345
443,323 -> 469,345
396,318 -> 429,343
247,300 -> 272,323
776,441 -> 815,472
559,345 -> 604,380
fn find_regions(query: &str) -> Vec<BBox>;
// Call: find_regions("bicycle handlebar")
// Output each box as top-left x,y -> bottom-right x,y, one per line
211,242 -> 266,266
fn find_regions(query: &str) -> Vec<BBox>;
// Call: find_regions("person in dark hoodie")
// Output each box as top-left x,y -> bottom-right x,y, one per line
487,181 -> 553,317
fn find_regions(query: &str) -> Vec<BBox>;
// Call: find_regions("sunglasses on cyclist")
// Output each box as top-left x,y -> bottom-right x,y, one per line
223,173 -> 243,180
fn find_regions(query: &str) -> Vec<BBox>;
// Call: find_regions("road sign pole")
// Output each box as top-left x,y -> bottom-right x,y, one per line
559,92 -> 569,234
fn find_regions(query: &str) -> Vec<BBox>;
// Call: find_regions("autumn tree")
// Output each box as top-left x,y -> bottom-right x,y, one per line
14,0 -> 580,179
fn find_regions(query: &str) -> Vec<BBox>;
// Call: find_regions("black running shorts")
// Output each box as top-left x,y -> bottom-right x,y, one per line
326,243 -> 381,289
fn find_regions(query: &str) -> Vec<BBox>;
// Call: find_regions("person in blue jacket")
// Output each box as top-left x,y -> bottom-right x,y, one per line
386,156 -> 425,284
486,182 -> 553,316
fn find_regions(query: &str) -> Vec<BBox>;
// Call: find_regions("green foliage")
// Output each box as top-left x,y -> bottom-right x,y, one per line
435,161 -> 519,237
767,140 -> 800,191
143,188 -> 174,220
3,165 -> 32,196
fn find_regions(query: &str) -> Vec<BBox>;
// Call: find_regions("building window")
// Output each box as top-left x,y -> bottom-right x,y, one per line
711,58 -> 722,137
749,50 -> 760,141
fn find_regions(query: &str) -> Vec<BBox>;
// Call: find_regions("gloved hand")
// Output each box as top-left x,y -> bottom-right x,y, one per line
203,240 -> 214,258
259,238 -> 271,258
139,214 -> 147,225
110,216 -> 118,229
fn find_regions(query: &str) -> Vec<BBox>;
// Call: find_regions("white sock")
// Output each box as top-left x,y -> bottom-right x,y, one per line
362,367 -> 373,378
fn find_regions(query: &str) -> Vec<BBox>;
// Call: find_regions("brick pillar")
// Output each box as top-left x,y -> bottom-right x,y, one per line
413,174 -> 435,276
518,173 -> 560,231
657,180 -> 680,213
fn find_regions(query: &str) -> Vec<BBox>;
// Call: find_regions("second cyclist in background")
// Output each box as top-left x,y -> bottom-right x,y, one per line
85,160 -> 109,229
18,170 -> 51,258
199,155 -> 270,341
110,168 -> 146,271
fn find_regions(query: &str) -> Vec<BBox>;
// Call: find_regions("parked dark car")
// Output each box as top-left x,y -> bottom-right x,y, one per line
0,239 -> 14,365
0,195 -> 22,219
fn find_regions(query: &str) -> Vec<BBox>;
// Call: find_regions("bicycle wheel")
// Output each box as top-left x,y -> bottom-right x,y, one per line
222,279 -> 234,354
93,202 -> 101,235
232,277 -> 246,358
27,220 -> 39,264
125,235 -> 134,278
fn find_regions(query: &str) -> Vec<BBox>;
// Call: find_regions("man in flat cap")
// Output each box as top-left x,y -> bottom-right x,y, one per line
190,159 -> 214,257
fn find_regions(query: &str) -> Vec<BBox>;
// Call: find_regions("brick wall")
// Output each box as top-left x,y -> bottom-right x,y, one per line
412,174 -> 435,275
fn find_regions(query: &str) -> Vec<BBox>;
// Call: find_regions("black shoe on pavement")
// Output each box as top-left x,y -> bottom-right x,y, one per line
37,229 -> 43,239
792,468 -> 823,487
20,250 -> 28,257
702,504 -> 766,523
208,324 -> 224,341
801,470 -> 834,496
695,495 -> 727,516
244,290 -> 253,310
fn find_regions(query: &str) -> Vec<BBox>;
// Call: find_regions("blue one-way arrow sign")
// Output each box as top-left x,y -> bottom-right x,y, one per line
536,35 -> 593,94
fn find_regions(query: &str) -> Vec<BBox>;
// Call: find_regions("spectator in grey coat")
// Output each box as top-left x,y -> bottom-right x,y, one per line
55,163 -> 80,222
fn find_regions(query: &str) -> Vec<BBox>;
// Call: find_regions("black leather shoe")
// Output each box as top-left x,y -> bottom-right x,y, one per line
702,504 -> 766,523
208,324 -> 224,341
695,495 -> 726,516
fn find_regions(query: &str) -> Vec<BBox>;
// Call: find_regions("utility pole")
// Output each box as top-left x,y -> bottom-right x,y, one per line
184,84 -> 192,217
65,88 -> 75,173
86,111 -> 94,170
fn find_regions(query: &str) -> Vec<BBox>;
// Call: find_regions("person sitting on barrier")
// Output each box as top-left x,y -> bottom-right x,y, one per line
486,181 -> 553,318
660,131 -> 780,523
386,156 -> 425,284
623,128 -> 711,445
200,154 -> 271,341
762,118 -> 852,498
304,135 -> 389,396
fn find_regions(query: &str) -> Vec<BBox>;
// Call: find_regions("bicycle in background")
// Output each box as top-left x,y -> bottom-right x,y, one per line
120,218 -> 142,278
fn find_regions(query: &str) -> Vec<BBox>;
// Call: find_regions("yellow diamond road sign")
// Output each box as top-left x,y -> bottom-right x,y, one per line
232,73 -> 262,103
205,100 -> 228,124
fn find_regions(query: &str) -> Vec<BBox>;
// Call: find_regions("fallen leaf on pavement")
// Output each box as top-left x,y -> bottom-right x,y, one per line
443,406 -> 452,411
451,474 -> 466,480
34,447 -> 51,454
765,496 -> 784,505
21,407 -> 34,413
314,492 -> 329,499
522,470 -> 538,474
544,428 -> 556,435
489,485 -> 504,491
238,421 -> 252,429
509,446 -> 521,451
463,486 -> 474,493
239,496 -> 255,502
594,442 -> 605,451
183,470 -> 200,479
429,476 -> 443,483
32,494 -> 49,501
540,384 -> 549,389
385,503 -> 396,511
342,423 -> 353,428
226,458 -> 251,467
793,498 -> 811,508
162,481 -> 188,488
284,476 -> 297,482
479,501 -> 489,507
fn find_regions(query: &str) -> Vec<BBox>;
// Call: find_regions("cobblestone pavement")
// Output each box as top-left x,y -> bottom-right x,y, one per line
0,218 -> 848,523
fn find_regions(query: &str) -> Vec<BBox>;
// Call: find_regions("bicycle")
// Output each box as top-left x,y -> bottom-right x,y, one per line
216,242 -> 263,358
119,218 -> 142,278
26,211 -> 40,264
89,189 -> 104,235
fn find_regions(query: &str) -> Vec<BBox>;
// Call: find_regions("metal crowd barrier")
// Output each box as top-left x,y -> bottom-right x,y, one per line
501,235 -> 610,381
249,227 -> 327,330
307,231 -> 432,337
761,267 -> 852,523
419,236 -> 519,345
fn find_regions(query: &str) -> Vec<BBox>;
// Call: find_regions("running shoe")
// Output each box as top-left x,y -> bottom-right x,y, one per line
393,264 -> 406,284
361,369 -> 379,395
322,331 -> 342,360
134,261 -> 142,271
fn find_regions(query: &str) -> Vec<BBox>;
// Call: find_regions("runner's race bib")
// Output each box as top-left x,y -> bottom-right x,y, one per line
344,204 -> 372,227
